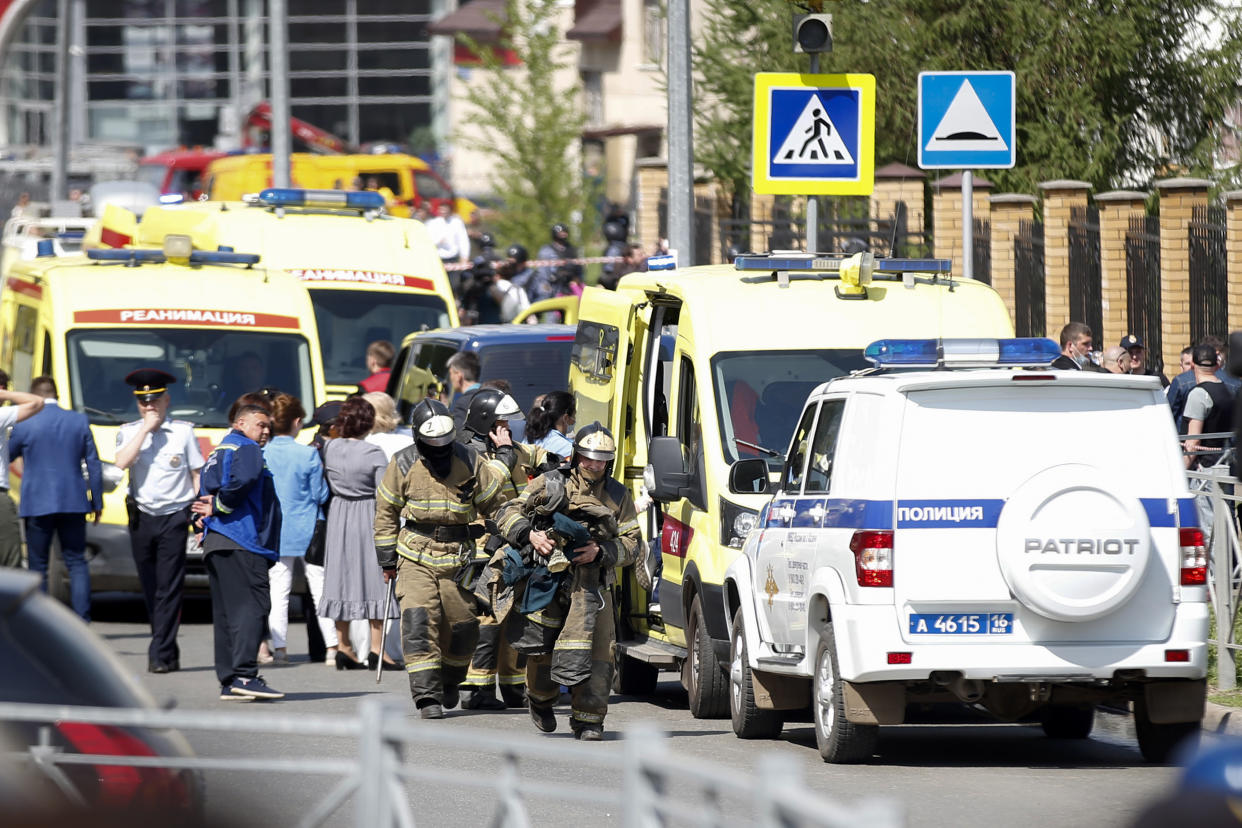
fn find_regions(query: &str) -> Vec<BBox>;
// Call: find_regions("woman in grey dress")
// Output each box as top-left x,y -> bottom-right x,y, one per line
319,397 -> 400,670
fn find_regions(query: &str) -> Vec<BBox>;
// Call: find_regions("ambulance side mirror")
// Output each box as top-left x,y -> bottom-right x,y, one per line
728,458 -> 769,495
647,436 -> 692,502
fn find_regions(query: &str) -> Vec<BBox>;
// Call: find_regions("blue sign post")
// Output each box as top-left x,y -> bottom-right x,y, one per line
917,71 -> 1015,280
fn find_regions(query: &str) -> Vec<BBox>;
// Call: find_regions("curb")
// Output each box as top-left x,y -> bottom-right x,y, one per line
1203,701 -> 1242,737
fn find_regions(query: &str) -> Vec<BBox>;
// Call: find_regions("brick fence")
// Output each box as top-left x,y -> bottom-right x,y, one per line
633,160 -> 1237,374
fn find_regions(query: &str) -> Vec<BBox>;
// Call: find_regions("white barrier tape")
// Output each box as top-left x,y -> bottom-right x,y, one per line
444,255 -> 625,272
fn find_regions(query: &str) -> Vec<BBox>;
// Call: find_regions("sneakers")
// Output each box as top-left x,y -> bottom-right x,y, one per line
149,659 -> 180,674
529,705 -> 557,733
546,548 -> 572,573
220,685 -> 254,702
229,675 -> 285,700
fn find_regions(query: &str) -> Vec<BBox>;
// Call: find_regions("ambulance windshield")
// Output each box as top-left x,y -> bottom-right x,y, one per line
711,349 -> 868,470
67,330 -> 314,428
308,289 -> 451,387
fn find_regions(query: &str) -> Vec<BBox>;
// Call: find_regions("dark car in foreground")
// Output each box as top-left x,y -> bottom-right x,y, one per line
0,570 -> 202,816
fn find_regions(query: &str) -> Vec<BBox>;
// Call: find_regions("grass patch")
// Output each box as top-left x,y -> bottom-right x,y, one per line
1208,610 -> 1242,705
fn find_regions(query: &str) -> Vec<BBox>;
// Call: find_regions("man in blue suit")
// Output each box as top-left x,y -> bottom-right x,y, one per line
10,376 -> 103,621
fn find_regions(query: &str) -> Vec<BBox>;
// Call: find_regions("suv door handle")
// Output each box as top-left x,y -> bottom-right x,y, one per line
774,504 -> 797,524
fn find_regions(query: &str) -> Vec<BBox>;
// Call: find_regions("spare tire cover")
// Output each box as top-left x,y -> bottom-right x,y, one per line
996,464 -> 1151,622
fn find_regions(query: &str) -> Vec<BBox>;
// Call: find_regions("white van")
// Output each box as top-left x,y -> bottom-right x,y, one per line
723,338 -> 1208,763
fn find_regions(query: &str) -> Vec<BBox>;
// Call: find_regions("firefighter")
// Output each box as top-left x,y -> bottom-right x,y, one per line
495,422 -> 640,740
374,398 -> 514,719
457,388 -> 559,710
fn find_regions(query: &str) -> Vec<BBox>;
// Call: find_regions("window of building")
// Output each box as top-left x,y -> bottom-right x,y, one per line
582,70 -> 603,127
643,0 -> 664,67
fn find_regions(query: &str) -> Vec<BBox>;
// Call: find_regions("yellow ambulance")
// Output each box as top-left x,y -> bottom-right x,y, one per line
572,253 -> 1015,716
156,188 -> 459,398
204,153 -> 477,220
0,228 -> 324,597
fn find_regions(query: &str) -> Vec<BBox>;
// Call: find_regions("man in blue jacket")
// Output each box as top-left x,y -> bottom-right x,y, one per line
192,403 -> 284,700
9,376 -> 102,621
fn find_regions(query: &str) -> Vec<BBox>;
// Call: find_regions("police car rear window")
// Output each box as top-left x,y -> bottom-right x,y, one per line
479,341 -> 573,415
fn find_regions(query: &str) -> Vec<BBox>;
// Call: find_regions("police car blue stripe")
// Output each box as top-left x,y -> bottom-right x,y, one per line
896,500 -> 1004,528
1140,498 -> 1198,528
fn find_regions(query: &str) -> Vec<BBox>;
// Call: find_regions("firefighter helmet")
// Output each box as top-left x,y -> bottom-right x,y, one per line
464,388 -> 524,438
409,398 -> 455,447
573,422 -> 616,462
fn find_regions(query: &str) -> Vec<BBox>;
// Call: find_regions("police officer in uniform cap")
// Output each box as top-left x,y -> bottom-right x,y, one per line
114,368 -> 206,673
457,389 -> 559,710
496,422 -> 641,740
374,398 -> 515,719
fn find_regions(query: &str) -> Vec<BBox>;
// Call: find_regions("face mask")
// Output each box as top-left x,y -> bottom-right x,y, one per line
420,441 -> 454,477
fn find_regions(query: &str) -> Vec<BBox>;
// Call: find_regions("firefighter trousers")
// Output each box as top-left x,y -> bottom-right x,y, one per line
395,555 -> 480,705
526,589 -> 615,729
462,611 -> 525,693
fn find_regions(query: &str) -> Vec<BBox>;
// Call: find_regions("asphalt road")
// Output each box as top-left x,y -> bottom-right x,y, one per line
90,595 -> 1191,828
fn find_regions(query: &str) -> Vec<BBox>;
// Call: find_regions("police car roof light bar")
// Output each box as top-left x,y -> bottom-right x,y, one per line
864,337 -> 1060,368
256,188 -> 385,212
189,250 -> 260,266
733,255 -> 951,274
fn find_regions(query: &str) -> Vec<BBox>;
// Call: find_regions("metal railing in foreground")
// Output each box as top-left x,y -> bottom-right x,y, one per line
0,698 -> 902,828
1186,443 -> 1242,691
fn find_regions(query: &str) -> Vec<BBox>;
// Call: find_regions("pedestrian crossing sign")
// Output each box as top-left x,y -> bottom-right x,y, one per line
752,72 -> 875,195
918,71 -> 1016,169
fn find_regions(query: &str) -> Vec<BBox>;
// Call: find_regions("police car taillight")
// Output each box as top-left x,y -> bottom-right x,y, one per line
1179,527 -> 1207,585
849,530 -> 892,587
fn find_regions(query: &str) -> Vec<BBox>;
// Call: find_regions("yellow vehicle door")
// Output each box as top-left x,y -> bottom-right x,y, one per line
569,287 -> 643,454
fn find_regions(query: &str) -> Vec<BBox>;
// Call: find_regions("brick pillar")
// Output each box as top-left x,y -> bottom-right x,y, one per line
1156,177 -> 1211,374
988,194 -> 1037,329
1226,191 -> 1242,335
1094,190 -> 1148,350
1037,180 -> 1091,334
749,192 -> 777,253
692,178 -> 719,264
932,173 -> 992,277
634,158 -> 667,254
872,162 -> 926,254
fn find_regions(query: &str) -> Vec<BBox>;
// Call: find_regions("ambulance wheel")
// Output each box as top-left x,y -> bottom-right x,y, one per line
1134,698 -> 1200,763
813,627 -> 876,763
614,653 -> 659,696
730,609 -> 782,739
1039,704 -> 1095,739
685,595 -> 728,718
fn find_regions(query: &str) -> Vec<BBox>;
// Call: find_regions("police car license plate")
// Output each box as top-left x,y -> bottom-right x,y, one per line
908,613 -> 1013,635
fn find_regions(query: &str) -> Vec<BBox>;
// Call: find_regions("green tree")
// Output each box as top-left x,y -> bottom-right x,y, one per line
456,0 -> 600,255
694,0 -> 1242,196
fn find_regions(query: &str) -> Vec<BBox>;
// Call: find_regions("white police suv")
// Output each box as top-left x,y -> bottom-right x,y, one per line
722,338 -> 1208,763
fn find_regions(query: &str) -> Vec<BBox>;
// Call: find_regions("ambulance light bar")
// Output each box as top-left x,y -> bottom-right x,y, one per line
86,248 -> 260,266
733,255 -> 951,274
864,337 -> 1061,368
256,188 -> 385,211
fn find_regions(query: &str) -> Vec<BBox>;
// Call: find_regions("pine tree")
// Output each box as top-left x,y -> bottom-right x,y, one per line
455,0 -> 600,256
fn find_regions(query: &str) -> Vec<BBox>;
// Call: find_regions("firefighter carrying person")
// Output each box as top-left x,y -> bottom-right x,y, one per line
456,389 -> 561,710
373,398 -> 515,719
494,422 -> 640,741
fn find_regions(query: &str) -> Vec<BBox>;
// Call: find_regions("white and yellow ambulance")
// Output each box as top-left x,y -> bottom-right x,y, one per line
0,223 -> 324,596
161,188 -> 458,398
572,252 -> 1016,717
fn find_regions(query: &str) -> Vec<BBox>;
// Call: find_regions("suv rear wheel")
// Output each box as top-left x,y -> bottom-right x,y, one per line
813,625 -> 877,763
684,595 -> 728,718
1134,698 -> 1200,762
729,609 -> 782,739
1039,704 -> 1095,739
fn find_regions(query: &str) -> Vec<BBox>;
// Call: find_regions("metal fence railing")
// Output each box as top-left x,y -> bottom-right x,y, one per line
1,698 -> 902,828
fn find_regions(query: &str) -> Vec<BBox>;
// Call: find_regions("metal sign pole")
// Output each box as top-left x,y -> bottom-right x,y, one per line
806,53 -> 820,254
50,0 -> 70,202
667,0 -> 695,265
269,0 -> 292,188
961,169 -> 973,280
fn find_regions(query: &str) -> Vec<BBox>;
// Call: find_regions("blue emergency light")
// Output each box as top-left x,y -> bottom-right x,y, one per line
158,193 -> 185,204
86,248 -> 259,266
864,337 -> 1061,368
733,255 -> 952,274
35,240 -> 55,258
257,188 -> 385,211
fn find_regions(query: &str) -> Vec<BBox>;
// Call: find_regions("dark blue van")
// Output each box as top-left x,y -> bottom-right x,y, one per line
387,323 -> 576,424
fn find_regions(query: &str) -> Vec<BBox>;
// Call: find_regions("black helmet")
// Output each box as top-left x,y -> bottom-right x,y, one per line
464,388 -> 524,437
551,223 -> 570,242
479,232 -> 496,249
409,398 -> 455,447
603,220 -> 627,243
470,255 -> 495,275
506,243 -> 528,264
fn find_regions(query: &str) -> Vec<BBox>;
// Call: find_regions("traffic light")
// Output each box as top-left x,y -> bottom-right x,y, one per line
793,13 -> 832,53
